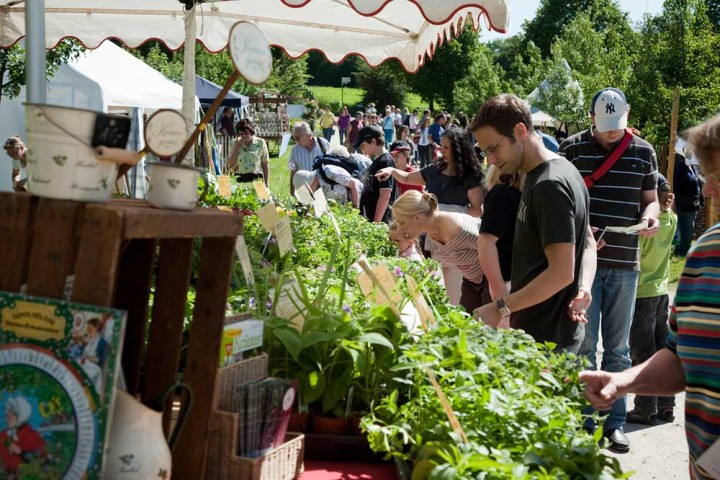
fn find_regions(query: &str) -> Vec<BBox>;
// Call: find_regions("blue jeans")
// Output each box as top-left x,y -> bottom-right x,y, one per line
322,127 -> 334,143
338,128 -> 345,146
675,210 -> 696,256
580,267 -> 638,431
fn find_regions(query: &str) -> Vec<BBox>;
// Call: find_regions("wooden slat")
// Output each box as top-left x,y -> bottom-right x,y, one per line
142,238 -> 194,434
172,237 -> 235,480
26,198 -> 82,299
71,207 -> 124,306
0,193 -> 34,292
114,238 -> 156,395
122,207 -> 244,239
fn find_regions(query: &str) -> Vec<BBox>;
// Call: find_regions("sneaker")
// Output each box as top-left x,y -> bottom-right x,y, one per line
626,409 -> 658,425
657,408 -> 675,422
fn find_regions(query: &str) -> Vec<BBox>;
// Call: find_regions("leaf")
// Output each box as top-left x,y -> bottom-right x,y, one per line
298,370 -> 326,406
302,331 -> 341,349
273,327 -> 303,360
358,332 -> 393,349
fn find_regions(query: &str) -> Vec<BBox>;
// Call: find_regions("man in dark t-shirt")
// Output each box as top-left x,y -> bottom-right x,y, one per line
469,94 -> 595,352
355,125 -> 396,223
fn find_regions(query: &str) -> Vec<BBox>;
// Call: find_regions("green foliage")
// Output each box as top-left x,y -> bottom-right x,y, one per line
533,58 -> 587,129
306,51 -> 363,87
522,0 -> 634,57
0,39 -> 84,106
361,313 -> 626,479
494,39 -> 548,98
308,86 -> 365,111
356,61 -> 409,109
452,43 -> 503,116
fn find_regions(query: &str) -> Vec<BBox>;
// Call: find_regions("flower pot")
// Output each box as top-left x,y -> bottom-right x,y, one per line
288,411 -> 310,433
311,415 -> 349,435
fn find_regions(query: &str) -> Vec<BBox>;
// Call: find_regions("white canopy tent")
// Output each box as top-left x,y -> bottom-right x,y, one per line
531,108 -> 557,128
0,41 -> 199,191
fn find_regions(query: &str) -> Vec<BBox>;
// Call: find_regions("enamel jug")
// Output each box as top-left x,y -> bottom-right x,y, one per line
103,383 -> 192,480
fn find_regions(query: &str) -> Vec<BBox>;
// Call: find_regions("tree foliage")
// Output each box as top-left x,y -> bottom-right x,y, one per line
452,43 -> 503,115
306,51 -> 363,87
355,61 -> 408,109
0,39 -> 84,106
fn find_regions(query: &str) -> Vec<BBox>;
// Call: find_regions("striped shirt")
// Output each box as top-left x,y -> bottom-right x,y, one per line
560,128 -> 658,270
434,214 -> 483,284
666,223 -> 720,479
288,137 -> 331,172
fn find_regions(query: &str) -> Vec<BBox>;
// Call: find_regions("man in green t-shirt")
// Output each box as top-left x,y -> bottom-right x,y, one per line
627,175 -> 678,425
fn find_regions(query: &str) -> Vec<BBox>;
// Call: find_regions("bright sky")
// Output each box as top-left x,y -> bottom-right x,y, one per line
482,0 -> 666,42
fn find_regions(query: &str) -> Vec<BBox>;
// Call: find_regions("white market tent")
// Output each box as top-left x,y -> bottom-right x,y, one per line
531,108 -> 557,128
0,41 -> 199,191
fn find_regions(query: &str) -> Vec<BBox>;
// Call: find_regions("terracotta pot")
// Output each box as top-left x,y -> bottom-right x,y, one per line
288,411 -> 309,433
348,415 -> 364,436
311,415 -> 349,435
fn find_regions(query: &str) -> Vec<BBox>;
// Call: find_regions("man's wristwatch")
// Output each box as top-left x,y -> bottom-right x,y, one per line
495,298 -> 511,318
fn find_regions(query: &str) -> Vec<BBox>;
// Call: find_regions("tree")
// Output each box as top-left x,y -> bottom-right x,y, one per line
405,27 -> 480,111
533,58 -> 587,129
453,43 -> 503,115
523,0 -> 634,57
356,61 -> 408,108
707,0 -> 720,30
306,51 -> 363,87
0,39 -> 84,107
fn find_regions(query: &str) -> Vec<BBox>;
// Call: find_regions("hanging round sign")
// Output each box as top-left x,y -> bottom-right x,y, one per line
228,21 -> 273,85
144,109 -> 188,158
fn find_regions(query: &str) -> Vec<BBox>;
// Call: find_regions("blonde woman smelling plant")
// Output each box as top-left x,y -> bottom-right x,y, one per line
392,190 -> 485,313
388,219 -> 423,262
477,165 -> 523,301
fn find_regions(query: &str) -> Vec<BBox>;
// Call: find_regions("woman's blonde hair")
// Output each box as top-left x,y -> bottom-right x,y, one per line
686,114 -> 720,172
391,190 -> 438,218
483,165 -> 524,191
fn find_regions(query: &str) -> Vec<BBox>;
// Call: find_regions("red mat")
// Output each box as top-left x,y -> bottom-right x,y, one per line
299,460 -> 397,480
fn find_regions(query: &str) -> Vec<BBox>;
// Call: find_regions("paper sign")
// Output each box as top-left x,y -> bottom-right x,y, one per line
697,438 -> 720,477
373,263 -> 402,304
279,133 -> 292,158
254,179 -> 270,200
312,187 -> 328,217
219,314 -> 264,367
257,203 -> 282,231
605,219 -> 648,234
406,276 -> 436,331
274,216 -> 294,257
218,175 -> 231,199
424,367 -> 469,444
355,258 -> 402,319
234,235 -> 255,286
273,280 -> 306,331
295,184 -> 315,205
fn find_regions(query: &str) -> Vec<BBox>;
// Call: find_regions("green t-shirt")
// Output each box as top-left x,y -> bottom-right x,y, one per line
637,210 -> 678,298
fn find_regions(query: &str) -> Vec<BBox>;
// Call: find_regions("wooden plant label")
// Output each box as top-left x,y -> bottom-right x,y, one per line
253,179 -> 270,200
274,216 -> 294,257
218,175 -> 231,199
295,184 -> 314,206
356,258 -> 401,318
257,203 -> 281,231
424,367 -> 469,444
312,187 -> 328,217
405,276 -> 436,329
234,235 -> 254,285
273,280 -> 305,331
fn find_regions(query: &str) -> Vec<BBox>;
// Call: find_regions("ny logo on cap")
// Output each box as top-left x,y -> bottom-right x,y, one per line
606,103 -> 615,115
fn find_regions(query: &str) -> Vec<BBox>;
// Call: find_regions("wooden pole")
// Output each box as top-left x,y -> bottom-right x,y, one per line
667,87 -> 681,188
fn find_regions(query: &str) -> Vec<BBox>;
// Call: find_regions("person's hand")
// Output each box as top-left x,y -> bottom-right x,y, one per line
473,302 -> 500,328
374,167 -> 394,181
663,192 -> 675,211
497,317 -> 510,329
579,370 -> 624,410
590,227 -> 606,250
639,217 -> 659,237
567,288 -> 591,323
8,443 -> 21,455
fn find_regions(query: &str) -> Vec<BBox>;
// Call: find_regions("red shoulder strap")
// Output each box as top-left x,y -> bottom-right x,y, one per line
583,129 -> 633,190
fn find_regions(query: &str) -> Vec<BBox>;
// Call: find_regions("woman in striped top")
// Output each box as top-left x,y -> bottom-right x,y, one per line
580,113 -> 720,479
391,190 -> 486,313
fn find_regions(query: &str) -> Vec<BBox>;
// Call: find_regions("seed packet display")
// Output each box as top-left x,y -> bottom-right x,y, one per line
0,291 -> 126,480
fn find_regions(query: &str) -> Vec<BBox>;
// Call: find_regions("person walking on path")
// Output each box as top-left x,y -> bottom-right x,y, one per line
581,113 -> 720,480
319,106 -> 336,143
626,175 -> 677,425
469,94 -> 596,351
337,106 -> 351,146
673,143 -> 703,256
560,87 -> 660,453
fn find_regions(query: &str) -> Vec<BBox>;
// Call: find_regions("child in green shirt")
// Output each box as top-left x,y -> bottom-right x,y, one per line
627,175 -> 678,424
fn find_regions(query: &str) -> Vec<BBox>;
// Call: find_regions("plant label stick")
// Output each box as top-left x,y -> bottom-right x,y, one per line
356,257 -> 401,318
327,210 -> 342,238
218,175 -> 232,199
424,367 -> 469,444
234,236 -> 255,285
373,263 -> 403,304
274,216 -> 294,257
272,280 -> 306,331
295,184 -> 314,205
312,188 -> 328,217
257,203 -> 282,231
254,179 -> 270,200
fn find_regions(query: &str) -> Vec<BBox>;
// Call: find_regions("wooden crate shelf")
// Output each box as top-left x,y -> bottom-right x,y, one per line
0,192 -> 243,480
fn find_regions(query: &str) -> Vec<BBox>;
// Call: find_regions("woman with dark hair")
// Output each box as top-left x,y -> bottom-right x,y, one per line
375,126 -> 485,304
227,118 -> 270,186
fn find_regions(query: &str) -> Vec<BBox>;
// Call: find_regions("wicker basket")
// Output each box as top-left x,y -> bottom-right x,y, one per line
204,354 -> 304,480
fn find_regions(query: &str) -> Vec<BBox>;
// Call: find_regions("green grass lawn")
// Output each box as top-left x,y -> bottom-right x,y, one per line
308,86 -> 429,111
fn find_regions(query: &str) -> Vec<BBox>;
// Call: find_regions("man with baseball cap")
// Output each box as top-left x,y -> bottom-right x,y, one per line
355,125 -> 396,223
560,87 -> 660,453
